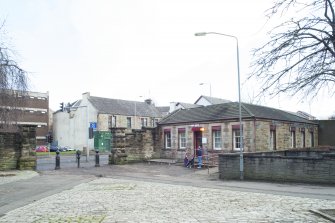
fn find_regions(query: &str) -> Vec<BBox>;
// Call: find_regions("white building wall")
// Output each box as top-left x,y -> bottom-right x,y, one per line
53,92 -> 98,151
195,97 -> 211,106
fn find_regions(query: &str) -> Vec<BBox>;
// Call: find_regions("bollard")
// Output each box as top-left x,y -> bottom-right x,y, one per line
76,150 -> 81,168
95,150 -> 100,167
55,150 -> 60,170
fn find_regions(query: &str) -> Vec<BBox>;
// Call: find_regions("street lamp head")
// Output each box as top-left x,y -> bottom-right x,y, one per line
194,32 -> 207,36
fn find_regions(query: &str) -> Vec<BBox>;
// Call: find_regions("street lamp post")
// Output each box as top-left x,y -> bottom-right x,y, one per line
134,101 -> 137,129
199,82 -> 212,104
195,32 -> 244,180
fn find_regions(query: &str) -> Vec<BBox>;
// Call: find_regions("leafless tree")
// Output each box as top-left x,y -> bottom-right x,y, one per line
250,0 -> 335,100
0,22 -> 28,132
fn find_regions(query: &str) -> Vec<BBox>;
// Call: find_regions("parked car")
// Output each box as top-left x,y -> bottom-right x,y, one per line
64,146 -> 75,151
59,146 -> 70,151
35,146 -> 48,152
49,145 -> 59,152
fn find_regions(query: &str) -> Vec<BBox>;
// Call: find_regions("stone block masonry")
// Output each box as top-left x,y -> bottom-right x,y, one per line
0,132 -> 20,170
109,127 -> 159,164
0,125 -> 37,170
219,147 -> 335,184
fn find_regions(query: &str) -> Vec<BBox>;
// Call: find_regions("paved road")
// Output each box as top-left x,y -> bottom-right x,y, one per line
36,154 -> 109,171
1,161 -> 335,222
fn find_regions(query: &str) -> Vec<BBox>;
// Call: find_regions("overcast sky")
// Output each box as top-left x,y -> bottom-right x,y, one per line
1,0 -> 334,119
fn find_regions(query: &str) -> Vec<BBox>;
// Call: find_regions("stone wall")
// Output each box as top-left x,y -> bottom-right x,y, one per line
0,132 -> 20,170
253,120 -> 318,151
109,128 -> 127,165
159,120 -> 318,160
109,127 -> 159,164
0,125 -> 37,170
218,147 -> 335,184
125,128 -> 160,161
18,126 -> 38,170
98,114 -> 156,131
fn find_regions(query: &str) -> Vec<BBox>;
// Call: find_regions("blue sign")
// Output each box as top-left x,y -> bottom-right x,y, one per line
90,122 -> 97,130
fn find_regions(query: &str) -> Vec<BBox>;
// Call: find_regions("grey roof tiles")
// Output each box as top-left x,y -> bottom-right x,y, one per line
159,102 -> 316,125
88,96 -> 162,117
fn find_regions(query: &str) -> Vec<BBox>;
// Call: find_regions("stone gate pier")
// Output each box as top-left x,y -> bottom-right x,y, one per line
109,128 -> 127,165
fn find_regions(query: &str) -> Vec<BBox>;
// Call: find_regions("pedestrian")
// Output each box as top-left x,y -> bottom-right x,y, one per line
187,155 -> 194,168
184,148 -> 194,168
196,145 -> 203,169
184,152 -> 189,167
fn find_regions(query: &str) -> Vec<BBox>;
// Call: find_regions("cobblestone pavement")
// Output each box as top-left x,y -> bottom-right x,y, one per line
0,175 -> 335,222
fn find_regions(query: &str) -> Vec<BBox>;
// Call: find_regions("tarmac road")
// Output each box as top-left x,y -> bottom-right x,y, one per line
1,160 -> 335,222
36,154 -> 109,171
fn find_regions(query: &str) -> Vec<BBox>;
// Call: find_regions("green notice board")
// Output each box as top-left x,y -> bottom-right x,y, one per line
94,131 -> 112,152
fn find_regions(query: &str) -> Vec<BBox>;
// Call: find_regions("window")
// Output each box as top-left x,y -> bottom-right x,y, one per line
112,116 -> 116,127
141,118 -> 147,127
270,130 -> 276,150
233,129 -> 241,150
270,125 -> 276,150
212,126 -> 222,150
127,117 -> 132,128
109,116 -> 116,128
232,125 -> 242,151
164,130 -> 171,149
178,128 -> 186,149
290,127 -> 296,148
301,129 -> 305,147
310,130 -> 314,147
151,118 -> 159,127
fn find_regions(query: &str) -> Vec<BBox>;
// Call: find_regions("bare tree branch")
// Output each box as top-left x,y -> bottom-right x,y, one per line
0,22 -> 29,131
250,0 -> 335,100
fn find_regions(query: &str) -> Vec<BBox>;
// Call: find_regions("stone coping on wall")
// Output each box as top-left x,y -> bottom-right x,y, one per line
219,147 -> 335,159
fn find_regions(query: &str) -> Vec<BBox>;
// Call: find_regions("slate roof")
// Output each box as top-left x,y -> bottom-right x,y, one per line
159,102 -> 317,125
296,111 -> 316,120
176,102 -> 202,109
194,95 -> 231,105
157,106 -> 170,114
88,96 -> 162,117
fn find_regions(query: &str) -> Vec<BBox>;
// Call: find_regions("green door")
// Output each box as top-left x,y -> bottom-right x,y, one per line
94,131 -> 112,152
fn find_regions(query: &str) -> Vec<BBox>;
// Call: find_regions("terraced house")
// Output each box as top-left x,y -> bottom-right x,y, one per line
53,92 -> 163,152
158,102 -> 318,159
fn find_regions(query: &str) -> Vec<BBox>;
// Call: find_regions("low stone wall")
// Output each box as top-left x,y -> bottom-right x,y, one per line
0,125 -> 37,170
218,147 -> 335,184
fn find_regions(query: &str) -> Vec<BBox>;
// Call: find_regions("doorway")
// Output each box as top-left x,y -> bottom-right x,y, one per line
194,131 -> 203,149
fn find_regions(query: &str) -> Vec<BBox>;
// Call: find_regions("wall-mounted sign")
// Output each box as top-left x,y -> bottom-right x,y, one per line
90,122 -> 97,130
